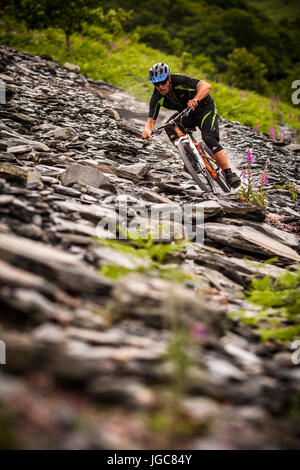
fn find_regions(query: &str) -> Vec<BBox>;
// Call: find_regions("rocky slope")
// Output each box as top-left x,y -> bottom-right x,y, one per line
0,44 -> 299,450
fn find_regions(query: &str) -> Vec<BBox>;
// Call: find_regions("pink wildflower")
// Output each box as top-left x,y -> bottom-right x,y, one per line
110,42 -> 117,50
261,169 -> 268,185
289,112 -> 293,120
246,148 -> 253,165
190,322 -> 209,341
253,123 -> 259,132
276,98 -> 280,107
269,125 -> 276,139
240,168 -> 248,179
279,131 -> 285,140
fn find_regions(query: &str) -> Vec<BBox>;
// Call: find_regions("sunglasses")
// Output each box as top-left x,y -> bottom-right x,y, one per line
153,77 -> 169,87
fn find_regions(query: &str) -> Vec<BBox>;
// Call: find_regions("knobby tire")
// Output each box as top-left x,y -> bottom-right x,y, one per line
177,142 -> 212,193
198,143 -> 231,193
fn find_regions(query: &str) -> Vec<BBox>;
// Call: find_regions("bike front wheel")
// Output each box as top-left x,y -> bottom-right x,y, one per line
198,143 -> 230,193
177,142 -> 213,193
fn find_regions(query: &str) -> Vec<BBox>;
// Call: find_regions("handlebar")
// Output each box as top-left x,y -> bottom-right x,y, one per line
152,107 -> 192,137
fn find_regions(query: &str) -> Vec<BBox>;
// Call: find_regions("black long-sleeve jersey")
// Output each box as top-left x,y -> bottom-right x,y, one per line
148,73 -> 214,120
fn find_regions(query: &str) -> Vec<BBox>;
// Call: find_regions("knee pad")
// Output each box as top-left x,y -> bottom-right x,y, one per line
202,135 -> 223,154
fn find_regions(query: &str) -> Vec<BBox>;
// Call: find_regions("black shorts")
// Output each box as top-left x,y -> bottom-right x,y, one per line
164,102 -> 223,154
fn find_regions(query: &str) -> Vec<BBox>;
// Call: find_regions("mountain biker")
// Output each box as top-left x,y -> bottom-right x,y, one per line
141,62 -> 241,189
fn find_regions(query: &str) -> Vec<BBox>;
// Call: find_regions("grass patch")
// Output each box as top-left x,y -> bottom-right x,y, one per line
100,263 -> 144,280
97,231 -> 187,263
275,183 -> 298,200
97,233 -> 196,283
229,266 -> 300,343
156,265 -> 195,283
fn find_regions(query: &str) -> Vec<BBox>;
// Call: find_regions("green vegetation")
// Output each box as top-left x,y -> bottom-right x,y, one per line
100,264 -> 133,280
275,183 -> 298,200
237,149 -> 269,206
104,0 -> 300,101
96,233 -> 194,282
229,266 -> 300,343
248,0 -> 300,22
98,231 -> 187,263
3,0 -> 103,55
1,11 -> 299,137
2,0 -> 300,102
225,48 -> 269,95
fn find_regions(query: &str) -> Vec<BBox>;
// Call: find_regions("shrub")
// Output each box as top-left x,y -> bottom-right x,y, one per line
225,47 -> 270,94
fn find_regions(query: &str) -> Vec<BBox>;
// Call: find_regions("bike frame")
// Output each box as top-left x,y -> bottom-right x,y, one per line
172,125 -> 218,180
153,108 -> 219,181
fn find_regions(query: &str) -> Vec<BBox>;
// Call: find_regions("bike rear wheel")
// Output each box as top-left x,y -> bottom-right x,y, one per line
198,143 -> 230,193
177,142 -> 213,193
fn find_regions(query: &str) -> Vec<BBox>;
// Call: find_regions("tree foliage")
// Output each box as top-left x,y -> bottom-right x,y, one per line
135,24 -> 184,56
101,0 -> 300,102
3,0 -> 103,55
2,0 -> 300,102
225,47 -> 270,94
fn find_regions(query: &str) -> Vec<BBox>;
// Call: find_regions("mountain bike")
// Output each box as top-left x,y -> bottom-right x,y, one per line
152,107 -> 230,194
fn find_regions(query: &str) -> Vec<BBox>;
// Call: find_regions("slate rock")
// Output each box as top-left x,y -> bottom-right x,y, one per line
205,223 -> 300,262
138,189 -> 179,206
103,108 -> 120,121
7,144 -> 32,154
112,273 -> 227,331
0,163 -> 28,184
0,195 -> 14,206
216,217 -> 299,250
63,62 -> 80,73
26,169 -> 43,190
45,127 -> 76,140
194,200 -> 222,219
218,198 -> 266,221
117,162 -> 150,181
60,163 -> 114,191
0,232 -> 112,296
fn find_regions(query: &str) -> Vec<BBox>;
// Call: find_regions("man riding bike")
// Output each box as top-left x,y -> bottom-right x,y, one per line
141,62 -> 241,189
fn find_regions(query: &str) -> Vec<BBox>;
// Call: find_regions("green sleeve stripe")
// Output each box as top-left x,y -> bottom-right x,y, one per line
201,111 -> 212,129
174,85 -> 196,91
151,97 -> 164,119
